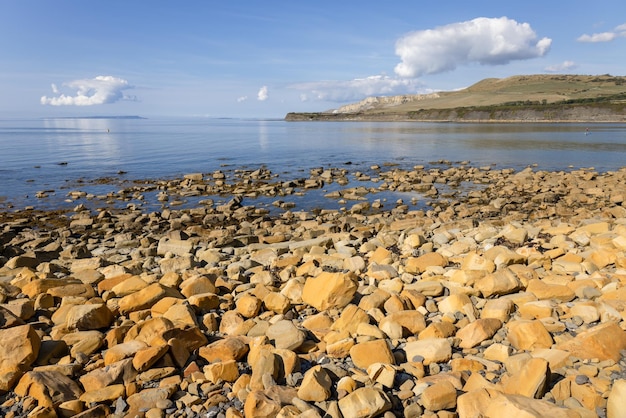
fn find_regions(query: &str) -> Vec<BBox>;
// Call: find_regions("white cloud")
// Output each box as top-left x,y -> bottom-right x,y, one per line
394,17 -> 551,78
41,75 -> 135,106
237,96 -> 248,102
577,32 -> 617,43
577,23 -> 626,43
257,86 -> 269,101
291,75 -> 425,103
545,60 -> 577,72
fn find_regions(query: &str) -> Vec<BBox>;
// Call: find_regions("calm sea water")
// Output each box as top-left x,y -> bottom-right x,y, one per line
1,117 -> 626,211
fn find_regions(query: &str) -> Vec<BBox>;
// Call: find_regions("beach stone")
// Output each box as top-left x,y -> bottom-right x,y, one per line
14,370 -> 83,409
110,275 -> 148,297
301,271 -> 357,311
118,283 -> 179,314
236,294 -> 262,318
378,310 -> 426,338
179,275 -> 217,297
331,304 -> 369,335
456,318 -> 502,349
527,279 -> 575,302
266,320 -> 306,350
66,303 -> 113,330
79,358 -> 135,392
419,321 -> 457,340
0,324 -> 41,376
187,292 -> 220,311
127,386 -> 177,416
198,337 -> 249,363
483,393 -> 580,418
481,298 -> 514,322
263,292 -> 291,314
338,387 -> 391,418
460,252 -> 496,272
80,384 -> 125,404
506,320 -> 553,351
405,252 -> 447,274
404,338 -> 452,365
366,362 -> 396,388
519,300 -> 554,319
349,339 -> 395,369
475,268 -> 522,297
555,322 -> 626,362
104,340 -> 148,365
607,379 -> 626,418
132,344 -> 168,372
297,365 -> 332,402
203,359 -> 240,384
502,358 -> 550,398
244,390 -> 281,418
438,293 -> 474,315
421,380 -> 457,411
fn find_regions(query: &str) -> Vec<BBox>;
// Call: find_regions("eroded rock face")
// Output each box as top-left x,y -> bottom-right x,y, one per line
2,164 -> 626,417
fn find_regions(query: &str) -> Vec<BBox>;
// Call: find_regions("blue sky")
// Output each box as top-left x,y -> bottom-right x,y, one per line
2,1 -> 626,118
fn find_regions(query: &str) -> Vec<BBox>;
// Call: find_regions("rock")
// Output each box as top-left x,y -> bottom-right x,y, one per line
485,391 -> 582,418
421,380 -> 458,411
66,303 -> 113,330
349,339 -> 395,369
0,324 -> 41,377
236,294 -> 262,318
198,337 -> 249,363
302,271 -> 357,311
118,283 -> 181,314
337,387 -> 391,418
502,358 -> 550,398
244,390 -> 281,418
80,384 -> 125,404
104,340 -> 148,365
266,320 -> 306,351
475,268 -> 523,297
555,322 -> 626,362
405,252 -> 448,274
607,379 -> 626,418
203,360 -> 240,384
506,320 -> 554,351
404,338 -> 452,365
297,365 -> 332,402
456,318 -> 502,349
14,370 -> 83,409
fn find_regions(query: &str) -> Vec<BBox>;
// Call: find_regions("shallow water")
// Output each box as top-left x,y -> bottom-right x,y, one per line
1,117 -> 625,211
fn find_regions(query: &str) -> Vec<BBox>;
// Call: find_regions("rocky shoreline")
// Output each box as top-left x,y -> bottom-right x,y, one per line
2,163 -> 626,417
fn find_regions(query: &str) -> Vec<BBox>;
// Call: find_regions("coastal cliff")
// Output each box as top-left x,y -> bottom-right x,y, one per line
286,74 -> 626,122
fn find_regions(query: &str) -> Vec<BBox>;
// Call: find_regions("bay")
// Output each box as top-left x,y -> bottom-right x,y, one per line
1,117 -> 626,211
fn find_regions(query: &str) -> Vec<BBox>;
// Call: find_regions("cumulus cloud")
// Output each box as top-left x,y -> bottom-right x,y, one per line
257,86 -> 269,101
577,23 -> 626,42
291,75 -> 425,103
394,17 -> 551,78
545,60 -> 577,72
237,96 -> 248,102
41,75 -> 135,106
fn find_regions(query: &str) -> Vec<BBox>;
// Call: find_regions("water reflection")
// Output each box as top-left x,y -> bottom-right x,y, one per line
42,118 -> 123,164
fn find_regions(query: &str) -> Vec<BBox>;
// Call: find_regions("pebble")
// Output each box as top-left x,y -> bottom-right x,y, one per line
2,164 -> 626,417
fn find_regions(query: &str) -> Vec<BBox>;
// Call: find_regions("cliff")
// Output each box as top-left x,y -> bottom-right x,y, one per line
286,74 -> 626,122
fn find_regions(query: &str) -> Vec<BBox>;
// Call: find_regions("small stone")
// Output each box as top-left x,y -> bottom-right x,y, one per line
421,380 -> 457,411
338,387 -> 391,418
404,338 -> 452,365
349,339 -> 395,369
297,365 -> 332,402
302,271 -> 358,311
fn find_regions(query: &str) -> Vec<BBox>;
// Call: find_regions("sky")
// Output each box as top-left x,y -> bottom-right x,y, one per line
2,0 -> 626,119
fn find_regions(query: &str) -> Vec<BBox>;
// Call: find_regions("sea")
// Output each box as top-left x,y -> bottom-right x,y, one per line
1,117 -> 626,213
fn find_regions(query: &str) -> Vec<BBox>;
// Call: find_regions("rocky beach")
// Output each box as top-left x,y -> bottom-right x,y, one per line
2,162 -> 626,418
